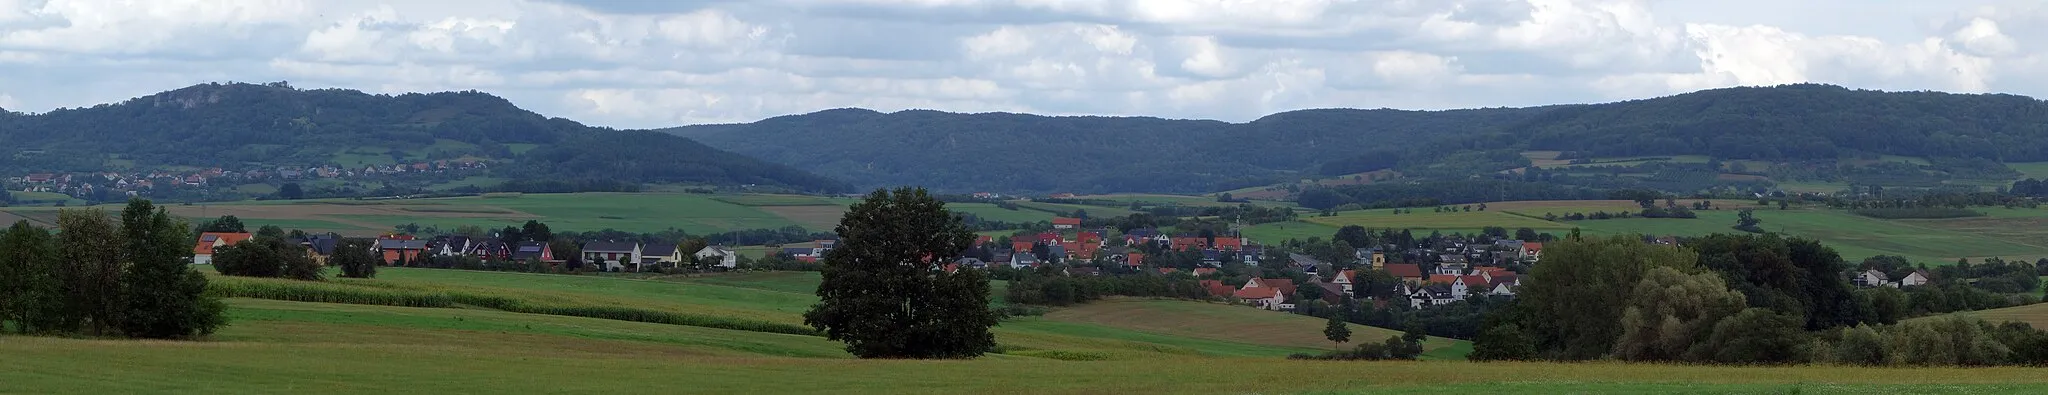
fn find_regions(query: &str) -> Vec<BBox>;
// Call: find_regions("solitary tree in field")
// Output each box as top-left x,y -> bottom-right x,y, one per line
804,187 -> 997,359
334,239 -> 379,278
1324,315 -> 1351,346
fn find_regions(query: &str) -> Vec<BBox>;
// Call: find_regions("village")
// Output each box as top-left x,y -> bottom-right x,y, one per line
4,160 -> 490,203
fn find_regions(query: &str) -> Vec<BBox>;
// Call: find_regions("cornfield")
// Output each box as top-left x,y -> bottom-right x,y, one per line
206,276 -> 817,336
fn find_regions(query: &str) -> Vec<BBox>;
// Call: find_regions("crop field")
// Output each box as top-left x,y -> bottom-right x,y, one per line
1015,201 -> 1140,218
1960,300 -> 2048,330
9,267 -> 2048,393
1570,209 -> 2048,264
948,203 -> 1054,223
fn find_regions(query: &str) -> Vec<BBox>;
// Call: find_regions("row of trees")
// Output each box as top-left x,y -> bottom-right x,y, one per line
1471,234 -> 2048,366
0,199 -> 224,339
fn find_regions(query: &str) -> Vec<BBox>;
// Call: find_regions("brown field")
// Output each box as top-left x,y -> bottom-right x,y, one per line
0,210 -> 50,226
1520,150 -> 1570,167
759,205 -> 848,230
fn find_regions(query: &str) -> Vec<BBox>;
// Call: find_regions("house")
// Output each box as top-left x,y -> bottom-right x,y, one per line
510,242 -> 556,263
583,241 -> 643,272
1212,237 -> 1242,251
782,246 -> 822,258
1244,277 -> 1298,298
1193,267 -> 1218,277
1011,253 -> 1040,268
1124,252 -> 1145,267
1454,275 -> 1486,299
375,238 -> 430,265
1011,241 -> 1036,255
1288,253 -> 1325,269
1052,217 -> 1081,229
1408,283 -> 1458,309
1385,264 -> 1424,285
1235,285 -> 1286,310
1436,254 -> 1469,275
1488,275 -> 1520,297
1853,269 -> 1890,287
190,232 -> 254,265
472,240 -> 512,261
1158,267 -> 1179,275
430,236 -> 473,257
954,257 -> 987,270
1315,282 -> 1347,304
297,233 -> 341,265
640,243 -> 682,269
1331,269 -> 1357,292
1239,245 -> 1263,263
1900,270 -> 1932,287
1170,237 -> 1204,251
1523,242 -> 1544,262
694,246 -> 740,269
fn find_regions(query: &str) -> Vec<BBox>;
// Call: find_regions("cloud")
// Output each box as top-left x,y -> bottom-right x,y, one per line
0,0 -> 2044,128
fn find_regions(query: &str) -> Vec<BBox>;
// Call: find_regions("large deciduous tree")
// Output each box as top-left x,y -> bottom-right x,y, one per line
1610,267 -> 1747,361
56,208 -> 126,335
117,199 -> 226,339
804,187 -> 997,359
0,221 -> 63,333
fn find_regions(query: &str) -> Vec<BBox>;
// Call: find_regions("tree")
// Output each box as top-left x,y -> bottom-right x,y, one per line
1514,228 -> 1540,242
1324,315 -> 1351,346
1469,323 -> 1537,361
256,225 -> 286,239
805,188 -> 998,359
116,199 -> 226,339
334,239 -> 379,278
1610,267 -> 1746,361
0,220 -> 63,333
521,220 -> 552,243
1333,225 -> 1370,250
56,208 -> 126,335
1734,209 -> 1763,232
199,215 -> 246,233
1689,308 -> 1809,364
1507,235 -> 1700,360
278,183 -> 304,200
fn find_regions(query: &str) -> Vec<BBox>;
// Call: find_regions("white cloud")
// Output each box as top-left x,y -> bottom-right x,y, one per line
0,0 -> 2043,128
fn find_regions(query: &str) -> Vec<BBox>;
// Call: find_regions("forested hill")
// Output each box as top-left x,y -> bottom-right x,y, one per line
663,84 -> 2048,194
0,83 -> 851,193
662,107 -> 1547,193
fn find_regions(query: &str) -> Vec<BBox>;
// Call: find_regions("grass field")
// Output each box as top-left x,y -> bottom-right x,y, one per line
949,203 -> 1053,223
10,267 -> 2048,393
1303,209 -> 1571,231
1015,201 -> 1140,218
2010,162 -> 2048,180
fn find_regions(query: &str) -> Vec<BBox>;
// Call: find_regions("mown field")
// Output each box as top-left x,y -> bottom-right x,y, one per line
8,267 -> 2048,394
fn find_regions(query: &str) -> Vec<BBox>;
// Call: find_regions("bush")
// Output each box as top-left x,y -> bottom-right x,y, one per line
1291,335 -> 1419,361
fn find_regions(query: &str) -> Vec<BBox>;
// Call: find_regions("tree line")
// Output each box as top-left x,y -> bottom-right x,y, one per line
0,199 -> 224,339
1471,234 -> 2048,366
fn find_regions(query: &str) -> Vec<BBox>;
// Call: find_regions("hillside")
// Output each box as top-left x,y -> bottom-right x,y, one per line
662,107 -> 1544,194
0,82 -> 851,193
664,84 -> 2048,194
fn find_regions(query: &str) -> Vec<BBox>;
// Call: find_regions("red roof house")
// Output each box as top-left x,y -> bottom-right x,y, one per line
1386,264 -> 1424,283
1052,217 -> 1082,229
191,232 -> 254,265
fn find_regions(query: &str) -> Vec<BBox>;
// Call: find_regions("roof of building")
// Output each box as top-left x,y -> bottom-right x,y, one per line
193,232 -> 253,255
1234,286 -> 1279,299
1052,217 -> 1082,225
583,241 -> 639,253
1427,274 -> 1460,284
377,239 -> 429,250
1261,278 -> 1298,296
1386,263 -> 1423,278
641,243 -> 679,258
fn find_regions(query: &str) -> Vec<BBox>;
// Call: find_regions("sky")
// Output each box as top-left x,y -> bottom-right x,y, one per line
0,0 -> 2044,129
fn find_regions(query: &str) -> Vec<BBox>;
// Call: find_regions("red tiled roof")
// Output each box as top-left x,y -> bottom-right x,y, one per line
1524,242 -> 1544,252
1193,268 -> 1218,277
1262,278 -> 1298,296
1335,269 -> 1357,283
193,232 -> 254,255
1052,217 -> 1082,226
1427,274 -> 1460,284
1234,286 -> 1278,299
1126,253 -> 1145,267
1013,241 -> 1035,253
1386,264 -> 1423,278
1461,275 -> 1486,286
1213,237 -> 1242,250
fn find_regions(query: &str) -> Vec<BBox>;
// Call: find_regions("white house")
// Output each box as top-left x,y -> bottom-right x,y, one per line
1853,269 -> 1889,287
1331,269 -> 1357,293
1899,271 -> 1932,287
582,241 -> 643,272
693,246 -> 739,269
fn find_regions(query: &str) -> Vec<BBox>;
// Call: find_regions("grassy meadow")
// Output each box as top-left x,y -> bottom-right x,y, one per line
8,266 -> 2048,393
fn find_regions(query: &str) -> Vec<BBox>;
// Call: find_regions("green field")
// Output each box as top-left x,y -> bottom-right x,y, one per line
1304,209 -> 1571,231
2009,162 -> 2048,179
949,203 -> 1053,223
9,267 -> 2048,393
1015,201 -> 1140,218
